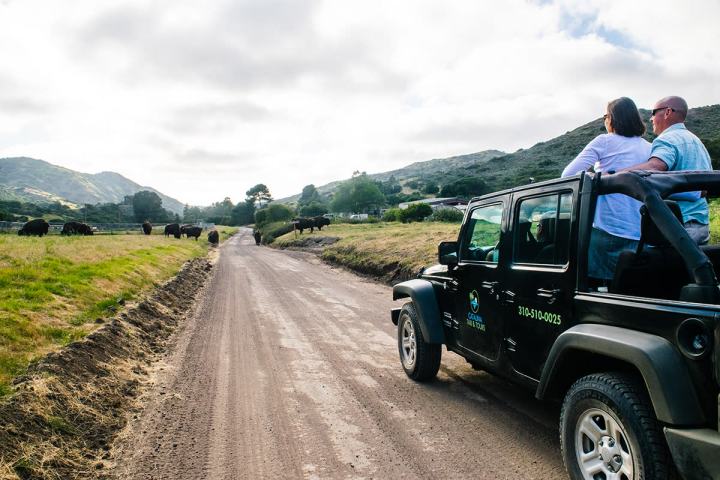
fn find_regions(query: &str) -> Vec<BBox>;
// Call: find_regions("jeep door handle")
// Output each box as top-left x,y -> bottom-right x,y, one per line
536,288 -> 561,304
481,281 -> 499,292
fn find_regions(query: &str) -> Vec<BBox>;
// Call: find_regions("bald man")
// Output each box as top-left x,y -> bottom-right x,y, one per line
627,96 -> 713,244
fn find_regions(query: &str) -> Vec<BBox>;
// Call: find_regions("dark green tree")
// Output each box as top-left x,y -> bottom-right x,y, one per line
132,190 -> 166,222
230,200 -> 256,225
299,201 -> 328,217
331,174 -> 385,214
246,184 -> 273,207
298,184 -> 321,205
440,177 -> 488,199
398,203 -> 433,223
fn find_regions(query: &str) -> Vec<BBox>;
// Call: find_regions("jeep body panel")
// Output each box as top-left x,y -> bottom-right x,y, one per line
538,324 -> 704,425
664,426 -> 720,479
392,279 -> 445,344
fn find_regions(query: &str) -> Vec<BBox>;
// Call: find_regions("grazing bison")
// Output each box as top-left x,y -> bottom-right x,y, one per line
183,226 -> 202,240
207,230 -> 219,245
18,219 -> 49,237
61,221 -> 93,235
313,215 -> 331,230
142,221 -> 152,235
292,217 -> 315,234
164,223 -> 181,239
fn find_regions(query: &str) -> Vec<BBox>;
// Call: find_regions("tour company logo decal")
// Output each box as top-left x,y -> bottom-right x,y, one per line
467,290 -> 485,331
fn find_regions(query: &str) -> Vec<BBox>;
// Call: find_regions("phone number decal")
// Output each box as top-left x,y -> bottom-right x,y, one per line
517,306 -> 561,326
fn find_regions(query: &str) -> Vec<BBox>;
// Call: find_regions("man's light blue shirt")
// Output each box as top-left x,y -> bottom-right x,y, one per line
651,123 -> 712,224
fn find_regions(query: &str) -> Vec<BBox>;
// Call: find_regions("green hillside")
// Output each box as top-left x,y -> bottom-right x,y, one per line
279,104 -> 720,204
0,157 -> 184,214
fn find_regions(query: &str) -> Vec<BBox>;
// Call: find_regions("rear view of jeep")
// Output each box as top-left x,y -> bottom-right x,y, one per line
391,171 -> 720,479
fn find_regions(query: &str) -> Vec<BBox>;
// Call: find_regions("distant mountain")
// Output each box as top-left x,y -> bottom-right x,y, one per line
278,104 -> 720,203
0,157 -> 184,215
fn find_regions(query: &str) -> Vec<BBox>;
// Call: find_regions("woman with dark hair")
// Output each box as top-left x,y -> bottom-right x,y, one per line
562,97 -> 650,282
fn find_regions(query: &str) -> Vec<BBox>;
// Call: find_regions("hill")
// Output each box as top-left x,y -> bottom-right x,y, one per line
0,157 -> 184,214
276,149 -> 506,203
278,104 -> 720,203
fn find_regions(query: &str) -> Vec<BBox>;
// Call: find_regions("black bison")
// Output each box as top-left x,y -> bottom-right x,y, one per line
142,221 -> 152,235
313,215 -> 331,230
207,230 -> 219,245
61,221 -> 93,235
164,223 -> 181,239
182,226 -> 202,240
18,219 -> 49,237
292,217 -> 315,234
253,230 -> 261,245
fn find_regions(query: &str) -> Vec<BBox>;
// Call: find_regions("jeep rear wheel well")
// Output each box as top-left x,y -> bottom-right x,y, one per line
541,348 -> 644,402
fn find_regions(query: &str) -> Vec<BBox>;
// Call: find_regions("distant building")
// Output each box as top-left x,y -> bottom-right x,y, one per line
398,197 -> 467,211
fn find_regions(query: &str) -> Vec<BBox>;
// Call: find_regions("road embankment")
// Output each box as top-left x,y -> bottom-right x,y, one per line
0,256 -> 214,479
272,222 -> 460,284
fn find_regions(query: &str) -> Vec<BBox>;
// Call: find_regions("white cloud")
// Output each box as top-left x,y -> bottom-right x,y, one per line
0,0 -> 718,205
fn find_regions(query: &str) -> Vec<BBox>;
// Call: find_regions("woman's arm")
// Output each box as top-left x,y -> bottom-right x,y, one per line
562,135 -> 604,177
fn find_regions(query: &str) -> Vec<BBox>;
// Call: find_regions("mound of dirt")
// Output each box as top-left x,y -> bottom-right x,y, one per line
0,257 -> 213,480
279,236 -> 339,251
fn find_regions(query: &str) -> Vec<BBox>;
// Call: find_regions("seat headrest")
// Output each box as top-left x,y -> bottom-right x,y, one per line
639,200 -> 683,247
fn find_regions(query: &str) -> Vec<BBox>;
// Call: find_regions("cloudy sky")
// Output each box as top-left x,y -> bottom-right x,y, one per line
0,0 -> 718,205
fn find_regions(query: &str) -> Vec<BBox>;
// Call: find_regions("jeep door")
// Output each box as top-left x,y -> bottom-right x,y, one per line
505,188 -> 576,380
453,198 -> 508,363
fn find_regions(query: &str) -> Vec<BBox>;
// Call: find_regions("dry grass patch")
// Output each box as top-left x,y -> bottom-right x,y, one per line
275,222 -> 460,282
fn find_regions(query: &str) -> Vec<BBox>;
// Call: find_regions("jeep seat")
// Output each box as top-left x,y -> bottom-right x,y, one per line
611,200 -> 686,299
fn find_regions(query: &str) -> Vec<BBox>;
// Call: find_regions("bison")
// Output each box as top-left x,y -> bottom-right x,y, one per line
18,219 -> 49,237
207,230 -> 219,245
253,230 -> 261,245
292,217 -> 315,234
164,223 -> 181,239
142,221 -> 152,235
61,221 -> 93,235
183,226 -> 202,240
313,215 -> 331,230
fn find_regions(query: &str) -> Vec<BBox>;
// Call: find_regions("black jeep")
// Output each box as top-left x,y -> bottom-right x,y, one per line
391,171 -> 720,480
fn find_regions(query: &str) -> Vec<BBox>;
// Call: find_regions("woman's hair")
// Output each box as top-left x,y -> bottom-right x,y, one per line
607,97 -> 646,137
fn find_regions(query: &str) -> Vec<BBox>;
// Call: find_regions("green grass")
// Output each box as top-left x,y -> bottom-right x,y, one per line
0,227 -> 237,395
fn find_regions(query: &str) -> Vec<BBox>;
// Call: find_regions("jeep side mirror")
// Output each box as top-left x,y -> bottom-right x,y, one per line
438,241 -> 458,265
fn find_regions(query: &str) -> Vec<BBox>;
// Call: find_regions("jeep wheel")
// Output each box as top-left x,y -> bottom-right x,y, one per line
397,302 -> 441,382
560,373 -> 675,480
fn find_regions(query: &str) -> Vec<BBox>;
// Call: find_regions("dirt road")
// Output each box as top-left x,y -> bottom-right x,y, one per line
111,228 -> 565,479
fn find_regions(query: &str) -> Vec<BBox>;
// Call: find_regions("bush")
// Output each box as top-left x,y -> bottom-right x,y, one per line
382,208 -> 402,222
429,207 -> 464,223
399,203 -> 433,223
255,203 -> 294,226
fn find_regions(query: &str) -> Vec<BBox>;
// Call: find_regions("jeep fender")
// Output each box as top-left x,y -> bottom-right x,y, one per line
393,279 -> 445,344
537,324 -> 705,425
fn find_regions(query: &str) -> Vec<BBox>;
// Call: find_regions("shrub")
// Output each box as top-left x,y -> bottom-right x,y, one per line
255,203 -> 294,226
429,207 -> 464,223
399,203 -> 433,223
382,208 -> 402,222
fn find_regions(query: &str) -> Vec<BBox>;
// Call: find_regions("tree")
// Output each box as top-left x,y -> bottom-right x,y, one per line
132,190 -> 167,222
440,177 -> 488,199
230,200 -> 256,226
422,183 -> 439,195
299,201 -> 328,217
246,184 -> 273,207
255,203 -> 293,226
298,184 -> 321,205
331,174 -> 385,214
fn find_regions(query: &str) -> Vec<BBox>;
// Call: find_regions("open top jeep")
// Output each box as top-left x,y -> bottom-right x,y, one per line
391,170 -> 720,480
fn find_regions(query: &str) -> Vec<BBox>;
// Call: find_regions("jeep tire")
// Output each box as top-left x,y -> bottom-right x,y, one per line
397,302 -> 441,382
560,372 -> 675,480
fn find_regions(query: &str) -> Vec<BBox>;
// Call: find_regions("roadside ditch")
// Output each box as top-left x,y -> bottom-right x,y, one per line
0,255 -> 215,480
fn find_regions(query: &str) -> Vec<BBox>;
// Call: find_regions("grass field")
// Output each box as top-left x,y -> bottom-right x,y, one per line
0,227 -> 237,396
275,222 -> 461,279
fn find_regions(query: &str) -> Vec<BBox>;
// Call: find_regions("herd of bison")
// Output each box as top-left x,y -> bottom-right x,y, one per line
15,219 -> 221,245
13,215 -> 332,244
